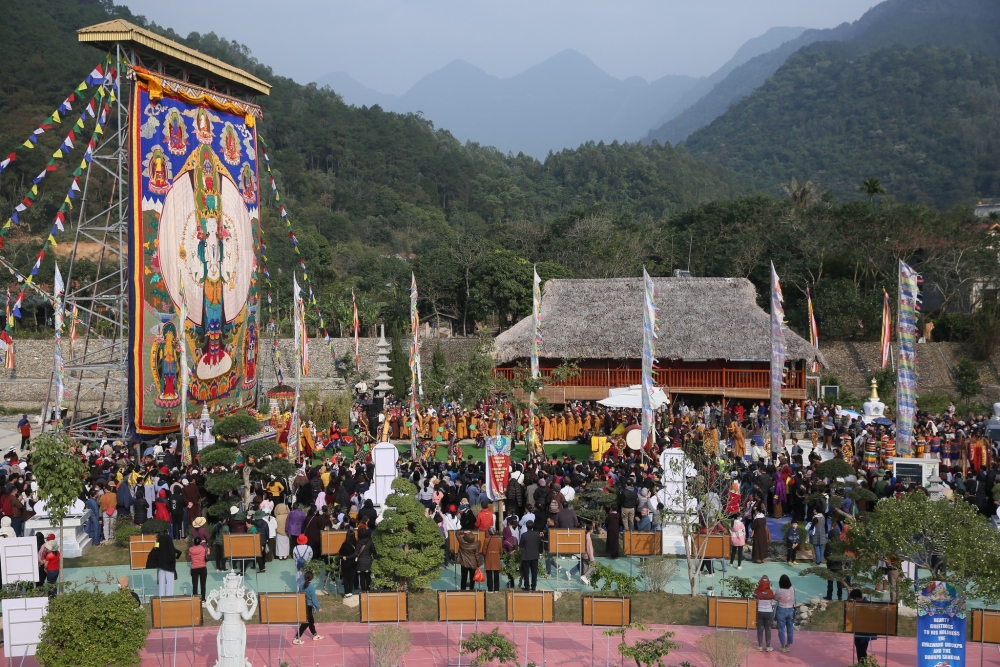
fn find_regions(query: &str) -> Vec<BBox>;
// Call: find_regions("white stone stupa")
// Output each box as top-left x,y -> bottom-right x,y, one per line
374,324 -> 392,397
862,378 -> 885,421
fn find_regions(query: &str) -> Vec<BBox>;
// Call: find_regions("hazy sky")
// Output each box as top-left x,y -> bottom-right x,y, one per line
122,0 -> 879,94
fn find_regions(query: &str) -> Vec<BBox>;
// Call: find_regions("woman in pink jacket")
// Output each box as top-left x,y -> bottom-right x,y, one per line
729,517 -> 746,569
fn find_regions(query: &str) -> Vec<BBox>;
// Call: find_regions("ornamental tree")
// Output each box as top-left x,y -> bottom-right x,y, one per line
31,432 -> 87,585
844,492 -> 1000,604
36,589 -> 148,667
371,478 -> 445,590
201,413 -> 296,511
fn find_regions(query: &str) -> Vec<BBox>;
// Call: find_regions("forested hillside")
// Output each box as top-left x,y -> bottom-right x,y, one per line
0,0 -> 749,334
647,0 -> 1000,146
683,45 -> 1000,207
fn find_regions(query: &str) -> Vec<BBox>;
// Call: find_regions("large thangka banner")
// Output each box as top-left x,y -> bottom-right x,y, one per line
129,72 -> 261,435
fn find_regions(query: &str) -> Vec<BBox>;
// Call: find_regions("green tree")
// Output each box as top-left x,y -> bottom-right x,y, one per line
859,177 -> 886,204
203,413 -> 295,509
370,478 -> 445,590
782,178 -> 819,208
603,625 -> 679,667
212,413 -> 262,445
36,589 -> 148,667
952,358 -> 981,406
459,628 -> 518,667
847,493 -> 1000,604
31,432 -> 87,586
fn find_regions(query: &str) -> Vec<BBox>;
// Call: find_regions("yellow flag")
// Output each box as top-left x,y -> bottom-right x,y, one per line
53,149 -> 64,159
48,234 -> 57,246
30,185 -> 38,196
52,111 -> 62,124
25,276 -> 33,285
22,139 -> 33,149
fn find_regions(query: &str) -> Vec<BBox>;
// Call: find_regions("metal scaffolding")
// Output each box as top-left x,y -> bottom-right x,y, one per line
43,43 -> 131,442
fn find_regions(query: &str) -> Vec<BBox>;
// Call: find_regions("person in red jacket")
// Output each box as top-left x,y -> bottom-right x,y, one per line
45,544 -> 60,596
475,500 -> 495,531
153,489 -> 171,522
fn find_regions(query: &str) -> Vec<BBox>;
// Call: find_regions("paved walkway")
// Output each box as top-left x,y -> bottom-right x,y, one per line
1,620 -> 956,667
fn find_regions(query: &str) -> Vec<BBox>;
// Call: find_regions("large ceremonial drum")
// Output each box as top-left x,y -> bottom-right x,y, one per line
915,437 -> 926,458
930,437 -> 941,457
864,439 -> 878,471
881,440 -> 896,467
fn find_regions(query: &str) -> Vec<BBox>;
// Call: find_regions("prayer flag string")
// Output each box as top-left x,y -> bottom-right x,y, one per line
0,55 -> 110,179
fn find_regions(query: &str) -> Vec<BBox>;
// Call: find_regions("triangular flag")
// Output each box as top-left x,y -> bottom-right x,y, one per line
48,234 -> 58,247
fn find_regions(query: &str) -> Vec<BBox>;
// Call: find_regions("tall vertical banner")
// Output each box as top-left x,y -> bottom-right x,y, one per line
178,271 -> 190,465
485,435 -> 512,501
529,267 -> 542,447
51,268 -> 66,423
897,260 -> 920,456
806,286 -> 819,374
129,71 -> 261,435
880,289 -> 892,370
352,289 -> 360,373
917,581 -> 966,667
289,274 -> 304,462
769,263 -> 786,449
1,289 -> 15,370
641,268 -> 659,449
409,273 -> 421,458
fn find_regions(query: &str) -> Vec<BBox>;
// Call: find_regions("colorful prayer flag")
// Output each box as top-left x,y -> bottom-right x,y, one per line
641,268 -> 659,450
769,263 -> 787,450
896,261 -> 920,456
880,289 -> 892,370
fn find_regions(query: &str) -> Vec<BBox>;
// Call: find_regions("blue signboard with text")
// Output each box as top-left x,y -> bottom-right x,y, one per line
917,581 -> 966,667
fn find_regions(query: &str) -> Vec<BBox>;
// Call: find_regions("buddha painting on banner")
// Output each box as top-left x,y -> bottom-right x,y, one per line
129,74 -> 261,435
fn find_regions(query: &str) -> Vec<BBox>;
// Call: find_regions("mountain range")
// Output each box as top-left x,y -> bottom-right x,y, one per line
314,26 -> 805,158
647,0 -> 1000,146
679,0 -> 1000,208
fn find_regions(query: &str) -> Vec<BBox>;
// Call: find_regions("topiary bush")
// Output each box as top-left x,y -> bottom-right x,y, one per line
36,589 -> 148,667
371,478 -> 445,590
113,522 -> 140,548
140,519 -> 170,535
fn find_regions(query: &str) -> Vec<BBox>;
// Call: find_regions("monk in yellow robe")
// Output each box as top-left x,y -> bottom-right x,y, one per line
730,422 -> 746,459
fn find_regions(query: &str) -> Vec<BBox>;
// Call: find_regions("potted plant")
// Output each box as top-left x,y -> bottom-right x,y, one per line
708,575 -> 757,629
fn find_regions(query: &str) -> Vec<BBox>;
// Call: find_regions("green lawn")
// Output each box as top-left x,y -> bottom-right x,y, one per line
315,440 -> 594,465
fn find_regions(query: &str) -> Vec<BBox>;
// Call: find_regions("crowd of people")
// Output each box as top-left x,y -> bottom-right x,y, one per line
1,390 -> 997,646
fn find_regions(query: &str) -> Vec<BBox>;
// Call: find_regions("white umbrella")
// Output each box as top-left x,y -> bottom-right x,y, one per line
597,385 -> 670,410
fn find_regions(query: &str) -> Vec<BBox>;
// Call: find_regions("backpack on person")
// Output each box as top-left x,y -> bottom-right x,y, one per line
294,546 -> 308,570
548,490 -> 562,515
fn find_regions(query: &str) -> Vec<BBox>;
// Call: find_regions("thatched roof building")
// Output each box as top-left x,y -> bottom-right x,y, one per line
495,277 -> 821,365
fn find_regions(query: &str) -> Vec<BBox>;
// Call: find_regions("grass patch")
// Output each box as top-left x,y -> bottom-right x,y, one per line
319,441 -> 593,466
64,540 -> 190,569
311,589 -> 708,625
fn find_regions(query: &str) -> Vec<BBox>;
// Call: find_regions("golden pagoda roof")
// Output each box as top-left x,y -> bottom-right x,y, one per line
77,19 -> 271,96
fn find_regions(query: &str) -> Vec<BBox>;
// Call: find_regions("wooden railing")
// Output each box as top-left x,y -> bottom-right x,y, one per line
493,367 -> 805,391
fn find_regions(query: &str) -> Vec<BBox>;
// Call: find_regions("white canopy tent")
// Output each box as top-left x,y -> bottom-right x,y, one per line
597,385 -> 670,410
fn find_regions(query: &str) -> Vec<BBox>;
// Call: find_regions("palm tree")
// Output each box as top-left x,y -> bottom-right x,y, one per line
782,178 -> 819,208
859,177 -> 886,204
